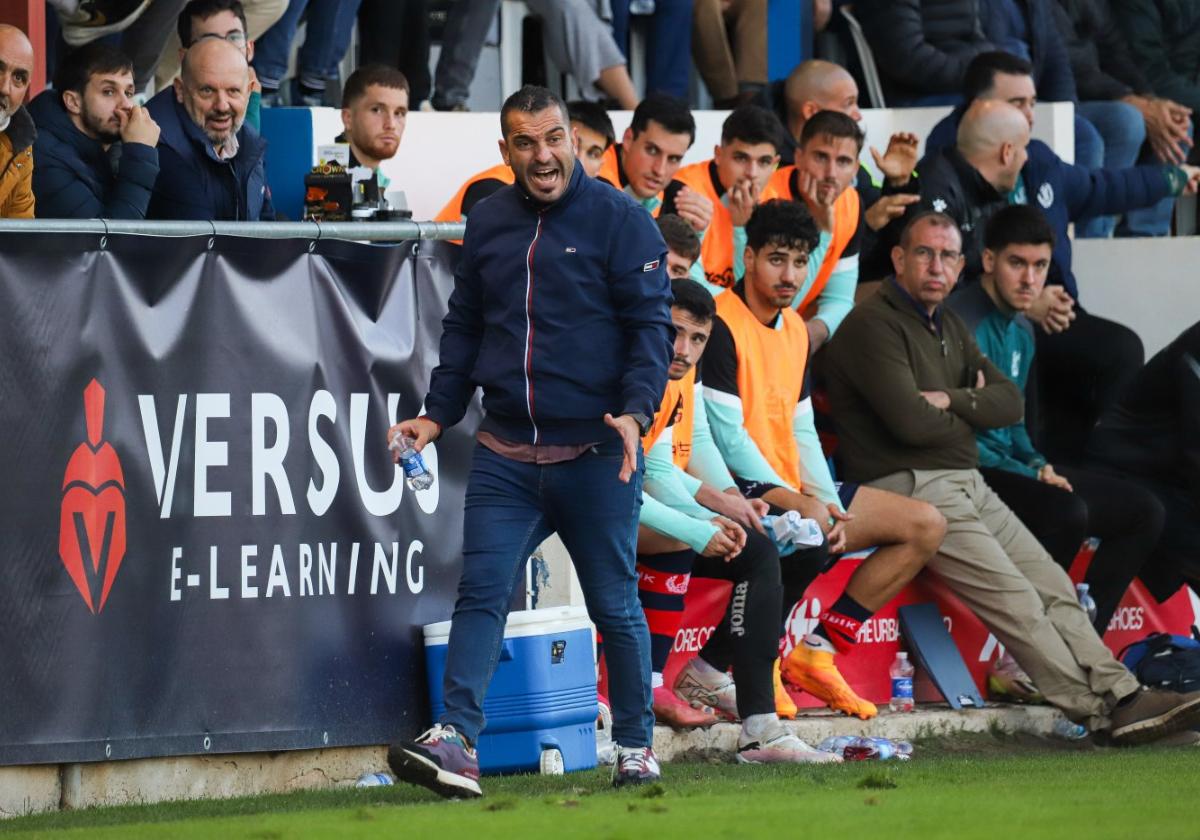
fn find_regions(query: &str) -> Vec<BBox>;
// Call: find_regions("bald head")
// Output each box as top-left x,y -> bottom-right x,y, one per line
781,60 -> 861,142
0,24 -> 33,119
176,37 -> 249,150
957,100 -> 1030,192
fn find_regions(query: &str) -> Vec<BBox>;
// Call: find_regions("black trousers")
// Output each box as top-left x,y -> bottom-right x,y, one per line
694,528 -> 783,719
357,0 -> 432,103
1034,309 -> 1144,463
980,465 -> 1165,632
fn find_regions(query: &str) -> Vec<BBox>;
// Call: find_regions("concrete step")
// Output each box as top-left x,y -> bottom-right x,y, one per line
0,703 -> 1067,818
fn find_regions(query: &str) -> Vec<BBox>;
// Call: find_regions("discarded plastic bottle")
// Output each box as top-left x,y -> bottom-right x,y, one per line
837,736 -> 913,761
1076,582 -> 1097,625
889,651 -> 915,712
761,510 -> 824,556
389,430 -> 435,491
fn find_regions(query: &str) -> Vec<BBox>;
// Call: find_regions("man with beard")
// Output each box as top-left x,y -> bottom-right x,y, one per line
147,37 -> 274,221
30,43 -> 160,219
387,86 -> 672,797
0,24 -> 36,218
334,64 -> 409,183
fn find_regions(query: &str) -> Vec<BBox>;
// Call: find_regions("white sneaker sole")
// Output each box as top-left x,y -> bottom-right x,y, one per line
61,0 -> 153,45
388,745 -> 483,799
736,749 -> 843,765
1110,694 -> 1200,745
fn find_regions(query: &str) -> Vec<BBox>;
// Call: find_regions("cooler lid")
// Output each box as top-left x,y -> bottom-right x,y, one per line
423,605 -> 592,645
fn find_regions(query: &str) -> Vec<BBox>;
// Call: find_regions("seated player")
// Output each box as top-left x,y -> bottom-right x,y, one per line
568,99 -> 615,178
703,200 -> 946,719
595,93 -> 713,234
671,105 -> 786,293
635,276 -> 839,763
948,205 -> 1165,636
336,64 -> 409,175
657,213 -> 702,280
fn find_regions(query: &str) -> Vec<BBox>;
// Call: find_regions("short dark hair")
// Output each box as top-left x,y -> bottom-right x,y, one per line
53,42 -> 133,99
721,104 -> 785,153
983,204 -> 1055,253
177,0 -> 247,47
899,210 -> 962,248
671,277 -> 716,324
567,100 -> 615,148
745,199 -> 820,254
657,214 -> 701,262
342,63 -> 410,108
963,51 -> 1035,104
630,93 -> 695,146
800,109 -> 865,153
501,85 -> 569,136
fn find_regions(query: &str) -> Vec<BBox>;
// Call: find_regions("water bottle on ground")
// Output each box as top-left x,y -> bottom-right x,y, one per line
838,736 -> 913,761
389,430 -> 435,491
1076,583 -> 1097,625
889,651 -> 915,712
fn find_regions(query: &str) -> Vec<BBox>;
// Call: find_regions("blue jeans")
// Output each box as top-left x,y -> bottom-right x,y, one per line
1075,101 -> 1146,238
610,0 -> 693,98
439,440 -> 654,748
252,0 -> 364,92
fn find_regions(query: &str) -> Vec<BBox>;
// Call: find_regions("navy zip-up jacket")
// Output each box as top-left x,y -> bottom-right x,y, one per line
28,90 -> 159,219
145,87 -> 274,221
424,162 -> 674,445
919,106 -> 1176,299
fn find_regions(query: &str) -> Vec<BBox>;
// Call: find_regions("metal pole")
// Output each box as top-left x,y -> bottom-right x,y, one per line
0,219 -> 467,242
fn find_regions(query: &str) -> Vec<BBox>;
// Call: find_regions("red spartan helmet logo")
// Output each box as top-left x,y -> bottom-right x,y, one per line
58,379 -> 127,613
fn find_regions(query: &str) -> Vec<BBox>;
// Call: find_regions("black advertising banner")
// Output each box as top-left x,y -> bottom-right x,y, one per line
0,233 -> 477,765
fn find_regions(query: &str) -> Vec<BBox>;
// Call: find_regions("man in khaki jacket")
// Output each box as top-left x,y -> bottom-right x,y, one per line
0,25 -> 35,218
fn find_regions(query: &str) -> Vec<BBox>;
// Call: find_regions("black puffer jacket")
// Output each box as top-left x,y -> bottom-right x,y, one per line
1052,0 -> 1151,101
1112,0 -> 1200,113
857,0 -> 994,103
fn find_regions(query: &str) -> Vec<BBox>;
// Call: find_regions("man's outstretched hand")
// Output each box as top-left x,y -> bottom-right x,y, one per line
604,413 -> 641,483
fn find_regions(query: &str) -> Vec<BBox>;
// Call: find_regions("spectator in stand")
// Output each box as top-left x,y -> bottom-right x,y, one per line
671,105 -> 786,291
357,0 -> 431,106
702,200 -> 946,721
856,0 -> 995,106
824,210 -> 1200,744
253,0 -> 362,107
425,0 -> 638,111
1112,0 -> 1200,120
610,0 -> 693,99
0,25 -> 36,218
147,38 -> 274,221
1051,0 -> 1192,237
30,43 -> 161,219
1086,321 -> 1200,599
568,100 -> 615,178
657,214 -> 702,279
162,1 -> 265,133
633,276 -> 841,760
333,64 -> 408,191
766,111 -> 918,350
981,0 -> 1143,237
948,205 -> 1166,634
596,95 -> 713,236
388,86 -> 673,795
914,53 -> 1200,460
692,0 -> 766,109
148,0 -> 286,106
754,61 -> 923,244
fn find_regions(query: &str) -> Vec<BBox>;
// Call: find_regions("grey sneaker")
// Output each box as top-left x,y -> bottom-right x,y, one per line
737,723 -> 844,765
612,745 -> 661,787
1109,687 -> 1200,746
59,0 -> 153,45
387,724 -> 482,798
674,658 -> 738,721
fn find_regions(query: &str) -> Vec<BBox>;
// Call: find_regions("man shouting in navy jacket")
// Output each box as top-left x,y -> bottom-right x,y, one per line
387,86 -> 674,798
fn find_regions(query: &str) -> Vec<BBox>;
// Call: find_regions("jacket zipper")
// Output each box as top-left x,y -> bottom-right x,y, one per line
523,215 -> 543,443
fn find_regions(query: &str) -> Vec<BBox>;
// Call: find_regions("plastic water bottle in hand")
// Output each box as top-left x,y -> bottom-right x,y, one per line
889,651 -> 915,712
1076,582 -> 1097,625
389,429 -> 434,491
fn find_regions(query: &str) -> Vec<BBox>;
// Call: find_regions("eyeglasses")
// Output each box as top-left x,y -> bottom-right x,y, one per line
910,245 -> 963,266
193,31 -> 248,46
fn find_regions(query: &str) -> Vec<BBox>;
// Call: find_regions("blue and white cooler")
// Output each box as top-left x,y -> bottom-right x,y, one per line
423,605 -> 598,775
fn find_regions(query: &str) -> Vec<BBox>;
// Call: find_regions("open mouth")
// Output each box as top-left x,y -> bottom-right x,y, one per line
530,166 -> 560,190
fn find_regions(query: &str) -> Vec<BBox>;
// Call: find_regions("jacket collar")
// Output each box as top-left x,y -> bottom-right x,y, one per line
944,145 -> 1006,204
884,275 -> 944,335
151,88 -> 266,168
4,104 -> 36,153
